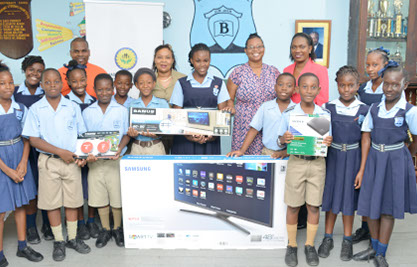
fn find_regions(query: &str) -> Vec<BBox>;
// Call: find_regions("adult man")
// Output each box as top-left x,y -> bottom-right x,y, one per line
310,32 -> 323,59
59,37 -> 106,97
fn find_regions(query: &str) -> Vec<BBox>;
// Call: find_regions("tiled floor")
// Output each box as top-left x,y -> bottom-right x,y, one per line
2,212 -> 417,267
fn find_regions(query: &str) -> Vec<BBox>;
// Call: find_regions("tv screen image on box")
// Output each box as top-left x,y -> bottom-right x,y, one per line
187,112 -> 210,126
174,162 -> 275,233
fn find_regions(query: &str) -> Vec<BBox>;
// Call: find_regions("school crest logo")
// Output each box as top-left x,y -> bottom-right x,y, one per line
394,117 -> 404,127
113,120 -> 121,129
190,0 -> 256,76
213,85 -> 219,96
15,110 -> 23,121
357,115 -> 365,125
115,47 -> 138,70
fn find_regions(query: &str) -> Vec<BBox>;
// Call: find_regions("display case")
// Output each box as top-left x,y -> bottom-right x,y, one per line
348,0 -> 417,105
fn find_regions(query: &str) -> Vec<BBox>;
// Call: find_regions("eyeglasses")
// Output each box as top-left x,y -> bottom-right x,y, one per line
247,45 -> 264,50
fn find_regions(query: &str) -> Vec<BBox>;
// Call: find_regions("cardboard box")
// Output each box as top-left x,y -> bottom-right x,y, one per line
129,108 -> 231,136
121,155 -> 288,249
75,131 -> 120,158
287,114 -> 331,157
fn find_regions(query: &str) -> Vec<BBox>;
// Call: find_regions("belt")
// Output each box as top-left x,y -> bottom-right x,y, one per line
133,139 -> 161,148
371,142 -> 404,152
0,136 -> 21,146
40,152 -> 61,159
331,142 -> 360,152
294,155 -> 319,161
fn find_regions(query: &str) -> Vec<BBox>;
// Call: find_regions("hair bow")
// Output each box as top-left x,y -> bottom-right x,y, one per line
378,60 -> 399,77
63,64 -> 87,71
371,46 -> 390,55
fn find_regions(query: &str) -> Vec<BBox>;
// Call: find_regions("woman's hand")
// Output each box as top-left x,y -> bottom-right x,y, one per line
221,105 -> 236,115
354,170 -> 364,189
226,150 -> 244,157
6,167 -> 24,183
16,161 -> 27,178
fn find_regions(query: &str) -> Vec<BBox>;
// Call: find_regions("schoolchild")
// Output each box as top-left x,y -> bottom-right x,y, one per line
169,43 -> 233,155
353,66 -> 417,267
128,68 -> 169,155
227,73 -> 296,158
13,55 -> 53,244
64,60 -> 96,111
22,68 -> 91,261
277,73 -> 333,267
83,74 -> 130,248
317,66 -> 369,261
113,70 -> 134,108
0,62 -> 43,267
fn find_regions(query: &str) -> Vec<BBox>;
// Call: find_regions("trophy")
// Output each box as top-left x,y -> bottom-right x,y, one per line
394,0 -> 403,37
368,0 -> 375,16
379,0 -> 389,17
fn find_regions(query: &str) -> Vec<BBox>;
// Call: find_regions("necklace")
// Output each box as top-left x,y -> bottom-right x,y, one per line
159,75 -> 172,82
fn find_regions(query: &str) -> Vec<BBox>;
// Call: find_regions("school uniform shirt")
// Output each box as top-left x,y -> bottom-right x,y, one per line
250,99 -> 295,151
129,96 -> 169,142
359,80 -> 406,104
170,73 -> 230,107
112,95 -> 135,108
361,97 -> 417,135
83,100 -> 129,155
277,103 -> 332,149
66,91 -> 96,105
22,96 -> 87,153
0,99 -> 28,127
15,83 -> 44,96
322,98 -> 366,116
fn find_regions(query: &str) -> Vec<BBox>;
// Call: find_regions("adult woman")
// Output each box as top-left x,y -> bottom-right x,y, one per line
227,33 -> 280,155
152,44 -> 186,102
170,43 -> 232,155
284,32 -> 329,105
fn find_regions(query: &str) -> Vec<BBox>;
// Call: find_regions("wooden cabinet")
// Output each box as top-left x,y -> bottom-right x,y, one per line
348,0 -> 417,105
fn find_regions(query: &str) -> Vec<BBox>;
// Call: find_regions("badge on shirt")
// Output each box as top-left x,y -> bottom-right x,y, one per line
357,114 -> 365,126
15,110 -> 23,121
67,120 -> 74,130
213,85 -> 219,97
113,120 -> 121,129
394,116 -> 404,127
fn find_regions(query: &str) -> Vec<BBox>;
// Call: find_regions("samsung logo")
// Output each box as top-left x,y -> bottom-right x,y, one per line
124,166 -> 151,172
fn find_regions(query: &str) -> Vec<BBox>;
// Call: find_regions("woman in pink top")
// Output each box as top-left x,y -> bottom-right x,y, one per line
284,33 -> 329,106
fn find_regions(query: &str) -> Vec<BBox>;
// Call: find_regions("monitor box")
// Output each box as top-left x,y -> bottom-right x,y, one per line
120,155 -> 288,249
129,107 -> 231,136
287,114 -> 331,157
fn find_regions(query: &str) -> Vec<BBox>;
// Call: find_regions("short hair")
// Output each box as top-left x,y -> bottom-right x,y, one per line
21,56 -> 45,72
277,72 -> 296,85
65,59 -> 87,81
115,70 -> 133,82
188,43 -> 210,68
289,32 -> 317,61
70,37 -> 88,49
152,44 -> 177,72
310,31 -> 319,38
133,67 -> 156,84
367,47 -> 389,64
0,61 -> 10,73
94,73 -> 113,88
383,65 -> 409,83
41,68 -> 61,82
245,33 -> 264,48
335,65 -> 360,83
298,72 -> 320,86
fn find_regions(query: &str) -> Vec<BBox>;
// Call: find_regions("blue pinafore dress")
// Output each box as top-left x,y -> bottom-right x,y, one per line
171,76 -> 222,155
357,82 -> 384,106
357,103 -> 417,219
321,103 -> 369,215
0,103 -> 37,213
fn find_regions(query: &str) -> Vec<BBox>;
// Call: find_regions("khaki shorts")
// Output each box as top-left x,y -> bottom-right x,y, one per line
130,141 -> 166,155
88,159 -> 121,208
261,147 -> 278,156
37,153 -> 83,210
284,155 -> 326,207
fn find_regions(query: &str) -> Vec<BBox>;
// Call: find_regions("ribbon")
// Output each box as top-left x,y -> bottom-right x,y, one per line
378,60 -> 399,77
371,46 -> 390,55
63,63 -> 87,71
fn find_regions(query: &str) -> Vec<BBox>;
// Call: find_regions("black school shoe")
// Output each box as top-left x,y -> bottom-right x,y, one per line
352,247 -> 376,261
66,238 -> 91,254
27,227 -> 41,244
52,241 -> 66,262
96,229 -> 112,248
41,224 -> 54,241
0,256 -> 8,267
352,227 -> 370,244
77,223 -> 90,240
86,222 -> 100,238
304,245 -> 319,266
285,246 -> 298,267
318,237 -> 334,258
340,239 -> 353,261
112,227 -> 124,247
374,254 -> 389,267
16,246 -> 44,262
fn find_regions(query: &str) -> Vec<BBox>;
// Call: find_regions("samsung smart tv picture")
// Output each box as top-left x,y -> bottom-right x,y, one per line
173,162 -> 275,228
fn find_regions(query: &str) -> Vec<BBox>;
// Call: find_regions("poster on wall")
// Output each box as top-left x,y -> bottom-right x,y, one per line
190,0 -> 256,76
121,155 -> 288,249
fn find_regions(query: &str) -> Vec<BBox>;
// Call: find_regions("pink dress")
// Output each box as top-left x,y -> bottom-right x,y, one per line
230,63 -> 280,155
284,59 -> 329,106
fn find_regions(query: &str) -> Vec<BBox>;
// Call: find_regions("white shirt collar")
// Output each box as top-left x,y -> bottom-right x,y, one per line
364,80 -> 384,94
186,73 -> 213,83
331,98 -> 364,108
17,82 -> 44,95
378,97 -> 407,110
